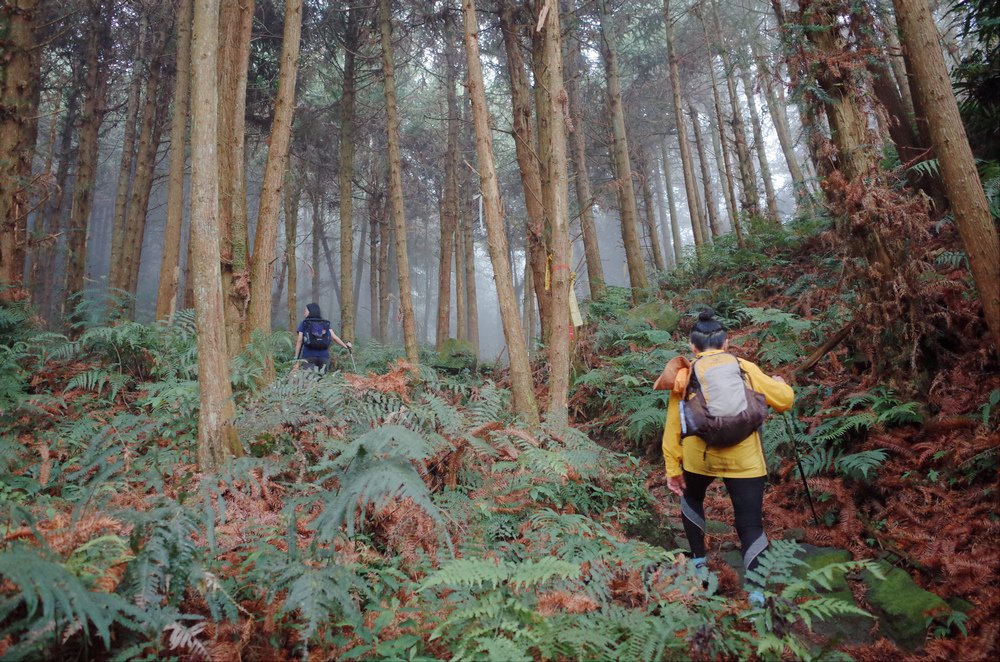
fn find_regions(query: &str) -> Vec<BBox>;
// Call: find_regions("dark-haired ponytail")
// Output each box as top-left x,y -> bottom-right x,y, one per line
691,309 -> 727,351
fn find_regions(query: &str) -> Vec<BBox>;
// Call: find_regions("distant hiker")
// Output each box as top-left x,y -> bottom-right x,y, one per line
656,309 -> 794,607
295,303 -> 351,372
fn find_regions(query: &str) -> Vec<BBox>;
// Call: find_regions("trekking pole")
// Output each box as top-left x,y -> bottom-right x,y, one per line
348,345 -> 358,373
782,412 -> 821,526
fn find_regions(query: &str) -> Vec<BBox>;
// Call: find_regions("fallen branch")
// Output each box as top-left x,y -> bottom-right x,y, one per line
796,322 -> 854,374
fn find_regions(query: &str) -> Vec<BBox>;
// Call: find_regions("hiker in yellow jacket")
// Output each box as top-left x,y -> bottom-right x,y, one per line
658,310 -> 794,605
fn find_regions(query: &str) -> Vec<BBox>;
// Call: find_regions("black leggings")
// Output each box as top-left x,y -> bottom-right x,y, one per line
680,471 -> 768,576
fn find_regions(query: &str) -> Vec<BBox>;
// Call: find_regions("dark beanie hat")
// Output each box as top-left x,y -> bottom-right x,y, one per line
306,303 -> 322,318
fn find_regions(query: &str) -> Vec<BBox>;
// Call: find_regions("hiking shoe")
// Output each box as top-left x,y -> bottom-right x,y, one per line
692,557 -> 711,589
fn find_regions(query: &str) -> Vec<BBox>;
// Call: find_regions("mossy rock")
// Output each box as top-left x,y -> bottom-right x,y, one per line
795,545 -> 854,602
864,560 -> 950,650
793,545 -> 875,647
624,301 -> 680,332
434,338 -> 477,372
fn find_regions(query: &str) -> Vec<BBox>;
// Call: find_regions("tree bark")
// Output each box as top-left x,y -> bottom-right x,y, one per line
435,23 -> 460,349
338,5 -> 359,344
688,105 -> 721,238
499,2 -> 552,339
0,0 -> 40,299
800,0 -> 875,182
891,0 -> 1000,350
749,38 -> 810,205
217,0 -> 254,357
462,198 -> 479,354
707,113 -> 734,232
659,137 -> 684,263
598,0 -> 648,292
285,173 -> 300,332
564,36 -> 606,299
462,0 -> 539,424
377,0 -> 419,366
63,4 -> 109,322
737,56 -> 780,222
704,46 -> 741,236
533,0 -> 572,424
378,192 -> 390,342
368,191 -> 379,338
651,143 -> 675,268
118,26 -> 169,309
711,0 -> 760,218
155,0 -> 193,320
311,192 -> 321,305
664,2 -> 705,252
109,17 -> 148,297
246,0 -> 302,346
190,0 -> 241,470
635,143 -> 668,269
33,82 -> 80,321
454,209 -> 466,342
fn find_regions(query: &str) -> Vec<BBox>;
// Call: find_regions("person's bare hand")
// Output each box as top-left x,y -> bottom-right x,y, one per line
773,375 -> 786,384
667,474 -> 686,497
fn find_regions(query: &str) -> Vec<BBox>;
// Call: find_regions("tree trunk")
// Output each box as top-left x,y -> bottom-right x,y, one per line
737,56 -> 780,222
877,1 -> 917,122
564,37 -> 606,299
462,198 -> 479,354
33,68 -> 81,321
710,1 -> 759,218
689,105 -> 721,238
377,0 -> 419,366
378,193 -> 390,342
522,258 -> 535,342
109,17 -> 148,297
664,1 -> 704,252
307,193 -> 319,307
659,137 -> 684,263
63,4 -> 109,321
499,2 -> 552,339
635,143 -> 668,269
155,0 -> 193,320
891,0 -> 1000,350
797,0 -> 875,182
190,0 -> 241,470
462,0 -> 539,424
749,38 -> 810,205
533,0 -> 572,424
285,173 -> 300,332
454,209 -> 466,342
368,193 -> 379,338
118,26 -> 169,309
339,5 -> 359,344
246,0 -> 302,347
0,0 -> 40,299
697,8 -> 743,241
851,3 -> 923,164
217,0 -> 254,357
598,0 -> 648,292
319,231 -> 342,310
435,23 -> 460,349
708,114 -> 734,232
651,144 -> 675,269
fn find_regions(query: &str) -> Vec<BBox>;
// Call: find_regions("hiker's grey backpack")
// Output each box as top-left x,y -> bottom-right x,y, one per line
680,353 -> 769,447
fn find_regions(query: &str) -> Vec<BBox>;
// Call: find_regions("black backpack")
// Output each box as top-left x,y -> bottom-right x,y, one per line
302,318 -> 332,350
680,353 -> 769,447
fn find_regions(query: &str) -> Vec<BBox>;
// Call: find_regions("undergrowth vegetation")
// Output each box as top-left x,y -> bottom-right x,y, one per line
1,214 -> 997,660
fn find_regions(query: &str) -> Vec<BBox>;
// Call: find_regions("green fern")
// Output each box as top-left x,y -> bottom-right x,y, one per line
0,546 -> 138,655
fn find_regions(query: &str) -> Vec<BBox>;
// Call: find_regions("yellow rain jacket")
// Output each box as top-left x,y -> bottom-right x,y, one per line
660,350 -> 794,479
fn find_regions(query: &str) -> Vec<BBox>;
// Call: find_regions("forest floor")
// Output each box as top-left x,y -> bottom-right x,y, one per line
1,215 -> 998,661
